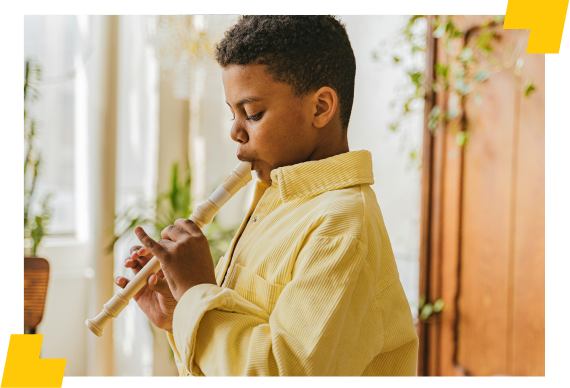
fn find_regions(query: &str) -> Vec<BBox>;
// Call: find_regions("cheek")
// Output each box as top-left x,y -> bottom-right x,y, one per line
271,102 -> 308,139
252,102 -> 312,160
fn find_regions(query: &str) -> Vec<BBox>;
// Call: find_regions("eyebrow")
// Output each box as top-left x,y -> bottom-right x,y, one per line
226,96 -> 264,107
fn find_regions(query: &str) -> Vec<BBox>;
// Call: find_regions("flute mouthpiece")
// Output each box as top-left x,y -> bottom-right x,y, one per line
234,161 -> 252,177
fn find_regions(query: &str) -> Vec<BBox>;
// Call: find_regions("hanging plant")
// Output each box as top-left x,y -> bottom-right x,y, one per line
374,15 -> 536,163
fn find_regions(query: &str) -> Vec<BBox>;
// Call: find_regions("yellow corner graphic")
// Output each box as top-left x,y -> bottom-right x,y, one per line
503,0 -> 570,111
504,0 -> 569,53
2,335 -> 66,388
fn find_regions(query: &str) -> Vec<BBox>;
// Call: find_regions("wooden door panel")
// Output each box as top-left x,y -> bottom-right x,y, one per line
419,17 -> 545,376
511,50 -> 545,376
457,28 -> 519,376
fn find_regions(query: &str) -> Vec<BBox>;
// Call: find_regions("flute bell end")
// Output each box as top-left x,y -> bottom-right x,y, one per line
85,319 -> 104,337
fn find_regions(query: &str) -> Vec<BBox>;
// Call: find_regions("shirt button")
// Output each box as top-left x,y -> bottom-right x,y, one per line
252,217 -> 257,223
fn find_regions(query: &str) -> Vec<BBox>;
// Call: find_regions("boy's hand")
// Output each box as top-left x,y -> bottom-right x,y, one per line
115,245 -> 177,333
134,219 -> 217,302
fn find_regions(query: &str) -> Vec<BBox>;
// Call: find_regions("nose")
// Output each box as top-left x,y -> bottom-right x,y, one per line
230,121 -> 249,144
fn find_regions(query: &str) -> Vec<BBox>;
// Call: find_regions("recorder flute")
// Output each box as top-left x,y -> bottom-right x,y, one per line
85,161 -> 252,337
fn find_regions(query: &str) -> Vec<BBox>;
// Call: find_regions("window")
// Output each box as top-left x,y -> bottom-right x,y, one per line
24,15 -> 89,235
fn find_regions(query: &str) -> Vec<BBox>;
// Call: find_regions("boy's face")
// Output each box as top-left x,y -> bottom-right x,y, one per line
222,64 -> 321,182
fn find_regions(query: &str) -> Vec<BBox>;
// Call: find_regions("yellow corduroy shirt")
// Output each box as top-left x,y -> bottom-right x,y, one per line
166,150 -> 418,376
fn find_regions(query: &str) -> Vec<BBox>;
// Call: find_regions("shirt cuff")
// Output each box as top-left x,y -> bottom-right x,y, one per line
171,282 -> 270,376
166,331 -> 189,376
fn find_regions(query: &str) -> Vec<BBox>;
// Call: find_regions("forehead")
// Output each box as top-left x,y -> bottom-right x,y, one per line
222,64 -> 294,103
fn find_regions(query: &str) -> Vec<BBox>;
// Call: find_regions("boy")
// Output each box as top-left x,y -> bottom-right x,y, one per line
116,15 -> 418,376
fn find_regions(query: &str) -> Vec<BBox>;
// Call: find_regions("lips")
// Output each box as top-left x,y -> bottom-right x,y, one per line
237,156 -> 252,163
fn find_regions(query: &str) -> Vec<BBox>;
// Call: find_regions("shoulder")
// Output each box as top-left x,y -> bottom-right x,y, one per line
301,184 -> 379,241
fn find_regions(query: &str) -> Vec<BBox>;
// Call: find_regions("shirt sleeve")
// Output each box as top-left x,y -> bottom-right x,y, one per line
167,235 -> 384,376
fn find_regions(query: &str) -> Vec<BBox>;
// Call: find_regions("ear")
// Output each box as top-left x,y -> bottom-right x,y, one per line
311,87 -> 338,129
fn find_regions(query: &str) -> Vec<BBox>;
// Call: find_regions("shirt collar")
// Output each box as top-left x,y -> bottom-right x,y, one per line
269,150 -> 374,203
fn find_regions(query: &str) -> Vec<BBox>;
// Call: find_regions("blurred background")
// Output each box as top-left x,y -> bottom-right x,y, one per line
23,15 -> 544,376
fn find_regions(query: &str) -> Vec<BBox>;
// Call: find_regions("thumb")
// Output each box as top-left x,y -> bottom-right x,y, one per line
148,274 -> 172,296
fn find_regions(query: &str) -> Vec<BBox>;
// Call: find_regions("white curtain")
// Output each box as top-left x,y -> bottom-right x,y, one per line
113,15 -> 160,376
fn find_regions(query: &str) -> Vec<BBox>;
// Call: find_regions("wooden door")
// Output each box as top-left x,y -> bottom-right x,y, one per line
418,16 -> 545,376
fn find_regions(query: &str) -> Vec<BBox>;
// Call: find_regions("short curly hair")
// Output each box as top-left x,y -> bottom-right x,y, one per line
214,16 -> 356,131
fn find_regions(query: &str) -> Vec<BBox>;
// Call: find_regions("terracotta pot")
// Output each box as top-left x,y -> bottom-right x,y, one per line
24,256 -> 50,334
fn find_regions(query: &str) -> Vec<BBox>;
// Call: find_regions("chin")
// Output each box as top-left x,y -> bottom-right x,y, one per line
255,169 -> 271,182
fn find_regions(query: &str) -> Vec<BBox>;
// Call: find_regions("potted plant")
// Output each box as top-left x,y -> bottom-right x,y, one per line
24,59 -> 53,334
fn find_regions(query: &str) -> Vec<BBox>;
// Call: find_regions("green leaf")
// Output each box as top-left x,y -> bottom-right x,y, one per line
452,66 -> 466,78
428,105 -> 441,131
524,79 -> 536,97
445,38 -> 453,54
456,131 -> 469,146
455,78 -> 474,95
476,32 -> 495,55
408,71 -> 423,87
448,91 -> 459,108
447,109 -> 459,120
420,304 -> 433,321
416,86 -> 426,98
473,69 -> 490,82
393,56 -> 400,63
451,29 -> 463,38
433,22 -> 446,38
435,63 -> 448,78
458,47 -> 473,62
433,299 -> 445,312
492,15 -> 506,24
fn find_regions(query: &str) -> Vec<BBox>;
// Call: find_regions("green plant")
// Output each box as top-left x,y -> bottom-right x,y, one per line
24,59 -> 53,257
374,15 -> 536,163
418,295 -> 445,322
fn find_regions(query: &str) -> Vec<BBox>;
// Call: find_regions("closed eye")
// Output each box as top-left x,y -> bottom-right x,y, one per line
246,112 -> 263,121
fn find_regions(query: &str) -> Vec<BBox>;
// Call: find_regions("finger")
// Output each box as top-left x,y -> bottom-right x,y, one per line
135,227 -> 167,258
129,257 -> 162,277
116,276 -> 146,301
125,257 -> 136,268
160,225 -> 189,242
157,269 -> 165,279
130,245 -> 143,255
174,218 -> 202,236
115,276 -> 129,289
125,257 -> 144,275
138,247 -> 150,256
130,253 -> 153,269
148,274 -> 172,296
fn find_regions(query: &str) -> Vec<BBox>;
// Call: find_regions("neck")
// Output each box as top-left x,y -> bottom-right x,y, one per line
308,129 -> 350,162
